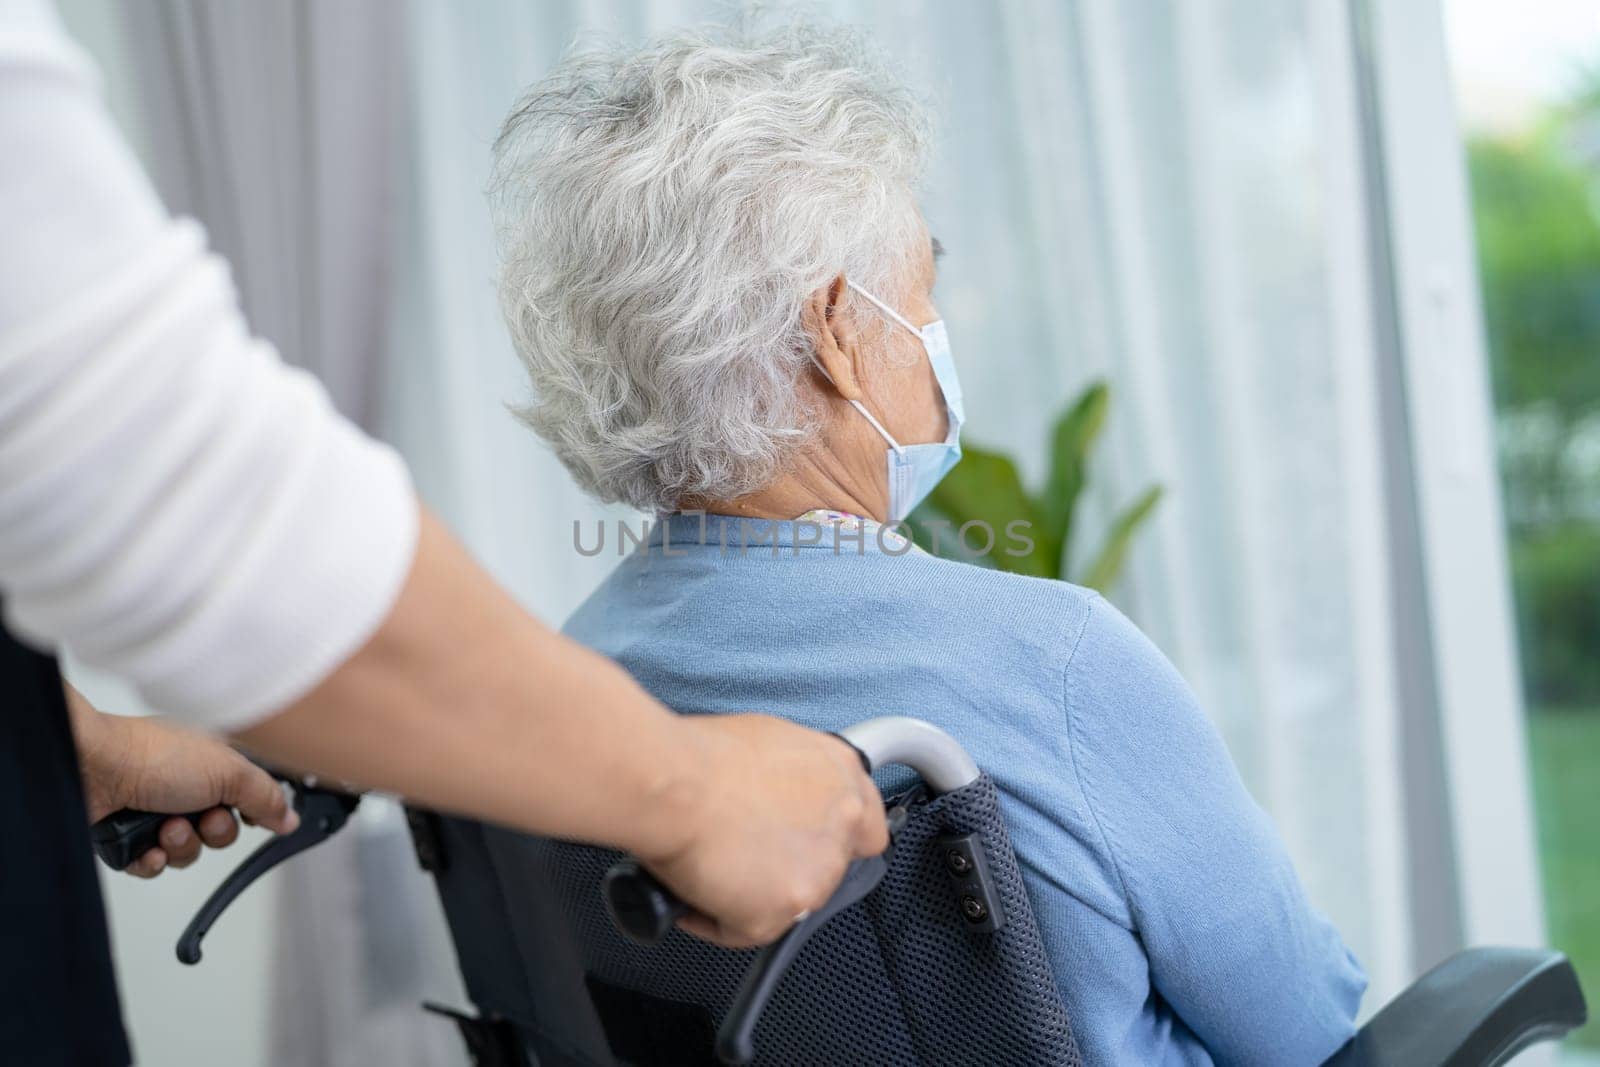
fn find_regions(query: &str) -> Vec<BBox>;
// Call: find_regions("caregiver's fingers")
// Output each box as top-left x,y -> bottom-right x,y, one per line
216,755 -> 298,836
158,817 -> 203,868
196,806 -> 240,849
676,913 -> 720,945
852,763 -> 889,857
127,849 -> 168,878
129,808 -> 249,875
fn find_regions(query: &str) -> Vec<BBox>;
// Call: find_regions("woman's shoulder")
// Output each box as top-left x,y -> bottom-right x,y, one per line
876,549 -> 1105,661
904,564 -> 1203,747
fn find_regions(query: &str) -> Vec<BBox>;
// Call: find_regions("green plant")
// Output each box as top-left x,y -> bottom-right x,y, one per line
907,380 -> 1162,592
1465,86 -> 1600,708
1510,525 -> 1600,706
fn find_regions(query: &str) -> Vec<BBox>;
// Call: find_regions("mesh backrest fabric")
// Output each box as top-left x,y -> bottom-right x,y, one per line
433,773 -> 1081,1066
864,775 -> 1081,1065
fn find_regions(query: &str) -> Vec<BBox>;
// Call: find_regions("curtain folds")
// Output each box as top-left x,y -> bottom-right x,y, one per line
80,3 -> 465,1064
114,0 -> 401,426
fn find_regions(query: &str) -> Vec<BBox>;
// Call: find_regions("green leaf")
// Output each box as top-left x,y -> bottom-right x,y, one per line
1041,382 -> 1110,564
917,447 -> 1058,577
905,501 -> 953,556
1077,485 -> 1162,593
905,382 -> 1157,584
926,445 -> 1035,528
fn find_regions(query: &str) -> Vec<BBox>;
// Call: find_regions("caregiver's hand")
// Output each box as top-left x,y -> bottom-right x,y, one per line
635,714 -> 886,948
66,684 -> 299,877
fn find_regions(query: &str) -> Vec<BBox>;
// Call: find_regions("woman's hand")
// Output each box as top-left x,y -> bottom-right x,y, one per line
65,684 -> 299,877
631,714 -> 888,948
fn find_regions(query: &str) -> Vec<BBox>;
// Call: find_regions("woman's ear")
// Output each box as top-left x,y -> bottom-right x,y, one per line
803,273 -> 863,402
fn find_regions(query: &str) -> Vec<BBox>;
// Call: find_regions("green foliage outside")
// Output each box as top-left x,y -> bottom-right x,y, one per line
1467,71 -> 1600,1051
906,380 -> 1162,592
1468,109 -> 1600,708
1509,526 -> 1600,706
1525,710 -> 1600,1050
1471,138 -> 1600,423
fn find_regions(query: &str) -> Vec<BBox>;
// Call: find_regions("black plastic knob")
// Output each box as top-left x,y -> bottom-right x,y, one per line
603,861 -> 688,945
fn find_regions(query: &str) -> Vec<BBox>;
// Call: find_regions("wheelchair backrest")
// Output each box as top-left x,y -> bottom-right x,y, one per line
416,771 -> 1081,1066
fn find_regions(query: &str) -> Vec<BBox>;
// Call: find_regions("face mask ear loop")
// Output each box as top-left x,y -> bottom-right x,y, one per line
847,399 -> 906,456
845,278 -> 924,339
809,354 -> 905,455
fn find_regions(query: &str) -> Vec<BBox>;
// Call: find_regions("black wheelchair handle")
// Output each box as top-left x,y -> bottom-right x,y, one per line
90,755 -> 294,872
91,808 -> 212,871
602,860 -> 689,944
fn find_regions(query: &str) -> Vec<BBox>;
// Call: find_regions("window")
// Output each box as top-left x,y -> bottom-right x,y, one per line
1445,0 -> 1600,1053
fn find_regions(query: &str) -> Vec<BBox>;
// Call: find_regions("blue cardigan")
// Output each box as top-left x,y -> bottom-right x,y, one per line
564,513 -> 1367,1065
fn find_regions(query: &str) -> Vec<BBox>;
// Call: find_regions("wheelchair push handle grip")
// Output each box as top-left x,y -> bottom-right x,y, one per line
836,716 -> 979,793
603,861 -> 689,945
89,754 -> 291,872
91,808 -> 212,871
601,717 -> 977,948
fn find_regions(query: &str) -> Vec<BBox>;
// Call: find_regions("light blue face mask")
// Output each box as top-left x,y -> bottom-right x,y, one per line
812,279 -> 964,522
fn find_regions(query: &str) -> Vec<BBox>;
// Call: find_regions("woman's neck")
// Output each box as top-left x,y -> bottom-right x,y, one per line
697,443 -> 887,523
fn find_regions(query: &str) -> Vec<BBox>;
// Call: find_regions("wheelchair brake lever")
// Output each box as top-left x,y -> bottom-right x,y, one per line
88,769 -> 360,964
713,845 -> 891,1064
603,802 -> 908,1065
173,778 -> 359,964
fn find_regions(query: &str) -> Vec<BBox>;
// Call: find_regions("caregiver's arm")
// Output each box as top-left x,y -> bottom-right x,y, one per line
1064,599 -> 1367,1065
1,0 -> 883,946
240,509 -> 883,947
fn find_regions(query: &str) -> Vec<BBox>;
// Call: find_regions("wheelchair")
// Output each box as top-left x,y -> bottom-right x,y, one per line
404,717 -> 1589,1066
103,716 -> 1587,1065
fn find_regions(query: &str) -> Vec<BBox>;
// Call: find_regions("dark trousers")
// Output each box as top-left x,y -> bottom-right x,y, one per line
1,616 -> 132,1066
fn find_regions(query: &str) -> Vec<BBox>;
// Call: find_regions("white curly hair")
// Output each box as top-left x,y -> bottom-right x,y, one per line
490,19 -> 934,511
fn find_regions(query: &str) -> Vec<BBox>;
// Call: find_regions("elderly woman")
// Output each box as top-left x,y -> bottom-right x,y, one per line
492,24 -> 1366,1066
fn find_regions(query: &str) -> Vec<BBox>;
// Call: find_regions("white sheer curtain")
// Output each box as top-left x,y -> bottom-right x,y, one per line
1056,0 -> 1413,995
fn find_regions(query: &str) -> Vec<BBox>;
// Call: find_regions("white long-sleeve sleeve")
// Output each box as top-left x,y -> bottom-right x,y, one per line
0,1 -> 419,730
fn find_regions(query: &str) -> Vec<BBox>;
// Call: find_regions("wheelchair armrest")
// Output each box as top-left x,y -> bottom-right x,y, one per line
1323,947 -> 1587,1067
